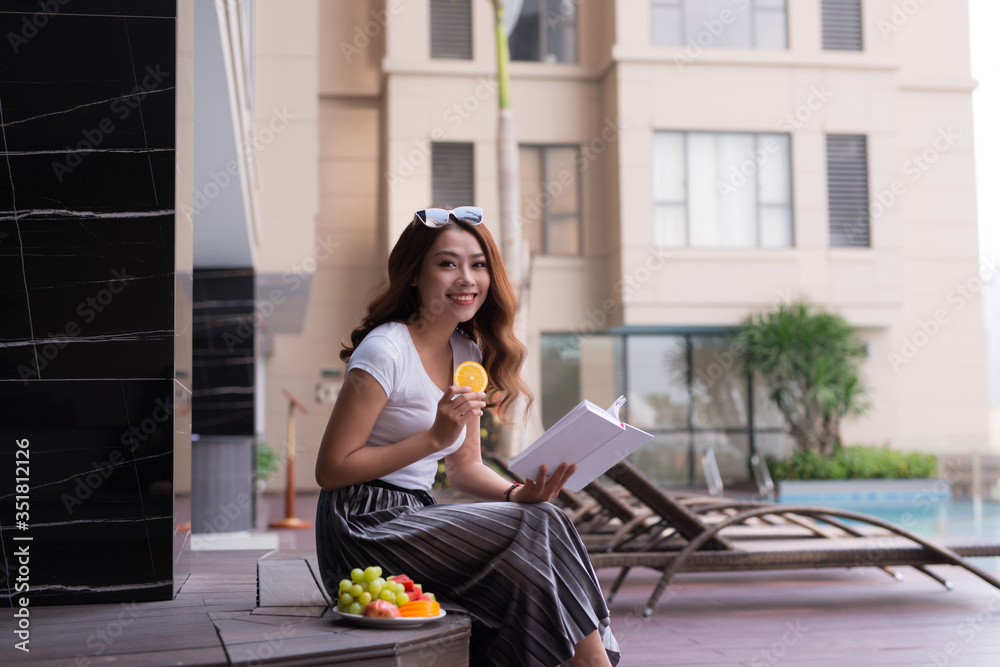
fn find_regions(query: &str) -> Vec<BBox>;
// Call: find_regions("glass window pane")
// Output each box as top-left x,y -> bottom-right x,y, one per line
755,9 -> 788,49
709,0 -> 752,48
716,134 -> 757,247
687,133 -> 720,247
626,433 -> 692,487
548,215 -> 580,255
715,132 -> 755,174
759,205 -> 793,247
695,432 -> 750,487
540,335 -> 581,430
625,335 -> 689,431
519,147 -> 544,255
691,335 -> 749,428
758,134 -> 791,204
752,373 -> 788,429
718,192 -> 756,247
653,132 -> 686,202
683,1 -> 706,45
752,431 -> 795,465
580,336 -> 621,408
651,6 -> 683,46
654,205 -> 687,248
544,0 -> 577,63
509,0 -> 541,61
545,147 -> 580,215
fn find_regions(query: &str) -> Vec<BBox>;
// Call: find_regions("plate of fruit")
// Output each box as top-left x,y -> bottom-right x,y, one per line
330,566 -> 445,628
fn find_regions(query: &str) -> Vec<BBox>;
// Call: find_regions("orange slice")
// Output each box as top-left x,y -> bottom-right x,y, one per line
453,361 -> 488,392
399,600 -> 441,617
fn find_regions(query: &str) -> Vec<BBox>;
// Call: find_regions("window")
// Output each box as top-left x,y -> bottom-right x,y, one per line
509,0 -> 578,63
431,143 -> 474,208
827,134 -> 870,247
540,335 -> 583,428
540,331 -> 791,487
519,145 -> 582,256
821,0 -> 863,51
653,131 -> 793,248
430,0 -> 472,59
651,0 -> 788,50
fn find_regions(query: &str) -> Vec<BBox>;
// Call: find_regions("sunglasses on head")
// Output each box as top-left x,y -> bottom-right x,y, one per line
411,206 -> 483,228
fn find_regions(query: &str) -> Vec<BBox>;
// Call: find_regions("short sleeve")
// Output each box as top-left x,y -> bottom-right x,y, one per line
348,333 -> 401,398
451,330 -> 482,366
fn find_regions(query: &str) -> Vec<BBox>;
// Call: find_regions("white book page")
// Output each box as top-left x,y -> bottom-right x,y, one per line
508,397 -> 651,489
562,424 -> 652,491
508,400 -> 622,479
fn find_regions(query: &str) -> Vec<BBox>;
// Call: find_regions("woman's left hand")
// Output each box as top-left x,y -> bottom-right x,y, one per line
512,463 -> 578,503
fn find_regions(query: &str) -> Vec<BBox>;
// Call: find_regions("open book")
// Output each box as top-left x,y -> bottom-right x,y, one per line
508,396 -> 653,492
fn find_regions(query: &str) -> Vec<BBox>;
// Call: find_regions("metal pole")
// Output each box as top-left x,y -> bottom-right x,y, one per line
270,388 -> 311,529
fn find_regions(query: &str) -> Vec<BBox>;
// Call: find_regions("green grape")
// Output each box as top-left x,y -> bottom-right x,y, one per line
358,591 -> 372,606
350,568 -> 365,583
368,580 -> 383,596
379,589 -> 394,602
350,584 -> 364,598
339,579 -> 352,593
363,566 -> 379,582
340,592 -> 353,607
338,600 -> 351,612
348,601 -> 363,615
373,566 -> 382,578
395,592 -> 410,607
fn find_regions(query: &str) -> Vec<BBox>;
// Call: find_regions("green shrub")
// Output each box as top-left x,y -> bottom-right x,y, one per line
256,440 -> 281,484
736,300 -> 869,456
767,445 -> 937,481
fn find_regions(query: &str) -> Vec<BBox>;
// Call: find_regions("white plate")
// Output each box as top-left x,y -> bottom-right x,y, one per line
329,608 -> 447,628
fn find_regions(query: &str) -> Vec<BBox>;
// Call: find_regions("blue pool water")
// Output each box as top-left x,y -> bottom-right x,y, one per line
797,499 -> 1000,574
791,499 -> 1000,540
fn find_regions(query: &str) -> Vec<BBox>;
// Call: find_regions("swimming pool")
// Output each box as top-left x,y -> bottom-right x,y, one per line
798,499 -> 1000,573
791,499 -> 1000,539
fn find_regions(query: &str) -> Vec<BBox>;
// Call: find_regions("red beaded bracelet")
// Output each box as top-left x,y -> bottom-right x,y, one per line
504,483 -> 522,502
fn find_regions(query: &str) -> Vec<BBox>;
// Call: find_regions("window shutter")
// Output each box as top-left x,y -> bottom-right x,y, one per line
821,0 -> 863,51
430,0 -> 472,59
432,143 -> 475,208
827,135 -> 870,247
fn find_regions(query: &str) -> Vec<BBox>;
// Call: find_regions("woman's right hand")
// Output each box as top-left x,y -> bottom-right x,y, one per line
429,386 -> 486,450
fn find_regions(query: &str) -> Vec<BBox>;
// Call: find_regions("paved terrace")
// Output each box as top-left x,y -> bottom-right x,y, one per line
1,493 -> 998,666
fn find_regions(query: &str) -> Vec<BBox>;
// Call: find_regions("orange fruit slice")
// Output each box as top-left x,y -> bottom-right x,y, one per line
399,600 -> 441,617
453,361 -> 488,392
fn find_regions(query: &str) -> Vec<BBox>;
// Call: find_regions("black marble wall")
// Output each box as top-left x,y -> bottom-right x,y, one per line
0,0 -> 181,604
192,269 -> 255,437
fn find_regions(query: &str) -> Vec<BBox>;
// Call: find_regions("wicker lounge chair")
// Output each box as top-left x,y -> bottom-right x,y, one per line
588,460 -> 1000,616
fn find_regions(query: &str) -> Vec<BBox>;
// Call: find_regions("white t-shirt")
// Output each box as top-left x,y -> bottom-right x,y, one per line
347,321 -> 482,490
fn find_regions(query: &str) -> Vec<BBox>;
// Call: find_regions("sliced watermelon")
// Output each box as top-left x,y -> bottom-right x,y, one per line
388,574 -> 414,591
406,589 -> 421,601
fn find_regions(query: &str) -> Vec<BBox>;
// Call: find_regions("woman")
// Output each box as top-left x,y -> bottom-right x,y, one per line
315,207 -> 619,667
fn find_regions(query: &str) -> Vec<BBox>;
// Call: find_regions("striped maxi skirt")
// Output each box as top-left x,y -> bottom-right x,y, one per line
315,482 -> 621,667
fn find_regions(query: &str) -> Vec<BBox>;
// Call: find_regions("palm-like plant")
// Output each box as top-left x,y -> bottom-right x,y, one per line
735,300 -> 870,455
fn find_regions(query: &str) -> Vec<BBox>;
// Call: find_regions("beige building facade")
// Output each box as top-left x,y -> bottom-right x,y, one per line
234,0 -> 992,494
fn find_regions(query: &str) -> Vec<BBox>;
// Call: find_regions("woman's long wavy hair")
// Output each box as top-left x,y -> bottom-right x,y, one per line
341,218 -> 532,423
